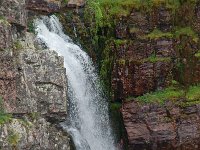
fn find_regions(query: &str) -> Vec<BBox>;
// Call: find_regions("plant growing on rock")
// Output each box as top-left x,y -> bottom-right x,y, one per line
0,97 -> 12,125
7,130 -> 20,149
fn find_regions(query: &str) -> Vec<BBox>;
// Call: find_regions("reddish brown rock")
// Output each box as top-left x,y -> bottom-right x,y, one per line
0,53 -> 16,110
26,0 -> 61,13
67,0 -> 85,8
0,0 -> 27,27
157,7 -> 173,32
0,21 -> 12,50
111,39 -> 173,102
121,101 -> 200,150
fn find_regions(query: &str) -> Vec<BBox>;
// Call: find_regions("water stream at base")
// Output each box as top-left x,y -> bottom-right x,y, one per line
35,15 -> 115,150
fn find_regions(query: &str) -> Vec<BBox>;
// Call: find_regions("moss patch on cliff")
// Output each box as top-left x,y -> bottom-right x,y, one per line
144,55 -> 171,63
7,130 -> 20,148
136,86 -> 184,104
133,84 -> 200,105
0,113 -> 12,125
186,85 -> 200,100
174,27 -> 199,42
145,29 -> 173,40
0,97 -> 12,125
100,40 -> 115,95
195,51 -> 200,58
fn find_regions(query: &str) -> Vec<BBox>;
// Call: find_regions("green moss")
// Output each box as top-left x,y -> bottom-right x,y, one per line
180,85 -> 200,107
136,87 -> 184,104
195,51 -> 200,58
0,16 -> 10,26
86,0 -> 182,30
129,27 -> 140,33
0,97 -> 12,125
174,27 -> 198,42
0,113 -> 12,125
111,103 -> 122,110
127,85 -> 200,105
145,29 -> 173,40
27,20 -> 35,34
100,40 -> 115,95
117,59 -> 126,65
14,41 -> 23,50
7,130 -> 20,147
171,80 -> 179,86
62,0 -> 68,4
186,85 -> 200,101
144,55 -> 171,63
114,39 -> 128,47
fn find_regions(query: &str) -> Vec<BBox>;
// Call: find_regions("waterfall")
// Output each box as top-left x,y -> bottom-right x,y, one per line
35,15 -> 115,150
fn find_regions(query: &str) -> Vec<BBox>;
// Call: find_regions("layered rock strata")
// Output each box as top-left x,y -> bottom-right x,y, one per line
121,100 -> 200,150
0,0 -> 71,149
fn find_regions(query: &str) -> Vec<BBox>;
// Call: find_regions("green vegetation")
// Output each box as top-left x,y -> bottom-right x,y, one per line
136,86 -> 184,104
186,85 -> 200,100
83,0 -> 200,102
117,59 -> 126,65
131,84 -> 200,105
7,130 -> 20,147
14,41 -> 23,50
174,27 -> 199,42
0,15 -> 10,26
100,40 -> 115,96
27,20 -> 35,34
144,55 -> 171,63
62,0 -> 68,4
0,113 -> 12,125
180,85 -> 200,107
145,29 -> 173,40
195,51 -> 200,58
145,27 -> 198,41
114,40 -> 128,47
87,0 -> 182,22
111,103 -> 122,110
0,97 -> 12,125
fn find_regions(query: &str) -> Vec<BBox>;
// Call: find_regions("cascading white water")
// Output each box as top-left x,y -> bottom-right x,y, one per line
35,15 -> 115,150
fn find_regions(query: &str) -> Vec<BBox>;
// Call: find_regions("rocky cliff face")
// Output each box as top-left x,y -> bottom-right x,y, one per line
122,100 -> 200,150
0,0 -> 71,149
56,1 -> 200,149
